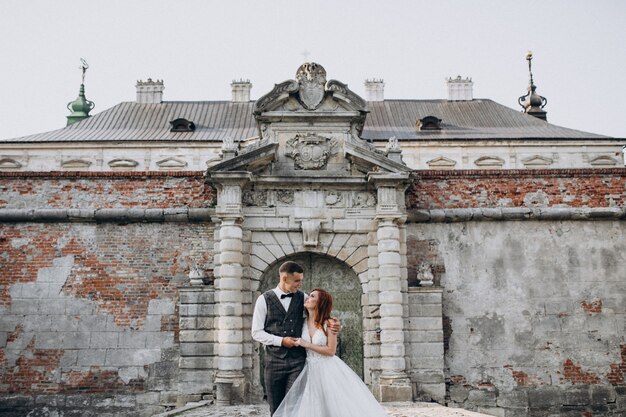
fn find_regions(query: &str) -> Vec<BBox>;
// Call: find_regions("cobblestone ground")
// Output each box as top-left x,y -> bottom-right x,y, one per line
159,402 -> 491,417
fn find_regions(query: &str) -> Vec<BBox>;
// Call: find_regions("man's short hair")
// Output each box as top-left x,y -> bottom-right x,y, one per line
278,261 -> 304,275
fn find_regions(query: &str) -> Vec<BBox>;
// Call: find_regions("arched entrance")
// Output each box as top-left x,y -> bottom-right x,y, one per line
258,252 -> 364,381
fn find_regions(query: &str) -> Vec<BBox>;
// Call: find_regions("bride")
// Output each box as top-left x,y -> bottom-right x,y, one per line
273,288 -> 389,417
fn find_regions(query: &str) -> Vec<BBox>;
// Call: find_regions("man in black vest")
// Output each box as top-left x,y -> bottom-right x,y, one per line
251,261 -> 339,415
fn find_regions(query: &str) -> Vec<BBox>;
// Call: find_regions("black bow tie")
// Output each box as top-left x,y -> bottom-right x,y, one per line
281,293 -> 294,299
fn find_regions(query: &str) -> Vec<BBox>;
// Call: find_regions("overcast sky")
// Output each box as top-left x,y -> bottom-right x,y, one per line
1,0 -> 625,140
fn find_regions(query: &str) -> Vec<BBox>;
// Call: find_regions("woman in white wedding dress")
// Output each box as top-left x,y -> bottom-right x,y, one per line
273,288 -> 388,417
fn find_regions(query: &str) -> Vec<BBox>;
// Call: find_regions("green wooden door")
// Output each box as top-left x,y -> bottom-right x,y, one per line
259,252 -> 364,378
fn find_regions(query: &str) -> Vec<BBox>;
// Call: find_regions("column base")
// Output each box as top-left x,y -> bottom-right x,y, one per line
378,374 -> 413,402
215,371 -> 246,405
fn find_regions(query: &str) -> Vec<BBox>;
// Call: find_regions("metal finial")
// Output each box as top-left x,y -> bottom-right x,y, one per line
79,58 -> 89,84
525,51 -> 534,85
301,50 -> 311,61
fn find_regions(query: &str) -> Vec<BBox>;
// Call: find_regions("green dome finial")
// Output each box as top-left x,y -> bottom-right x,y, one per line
66,58 -> 95,126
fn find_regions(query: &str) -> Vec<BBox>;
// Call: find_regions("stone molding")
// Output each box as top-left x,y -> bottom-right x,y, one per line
4,207 -> 624,224
407,207 -> 626,223
0,208 -> 214,223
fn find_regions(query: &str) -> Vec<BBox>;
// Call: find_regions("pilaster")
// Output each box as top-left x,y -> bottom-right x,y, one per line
209,172 -> 252,404
368,172 -> 413,402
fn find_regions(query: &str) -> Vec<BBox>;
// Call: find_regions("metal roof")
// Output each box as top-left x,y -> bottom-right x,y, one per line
2,99 -> 610,143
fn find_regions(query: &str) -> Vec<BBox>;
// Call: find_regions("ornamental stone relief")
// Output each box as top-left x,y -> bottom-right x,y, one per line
276,190 -> 295,205
286,133 -> 338,170
295,62 -> 327,110
242,190 -> 267,207
325,191 -> 343,206
353,192 -> 377,208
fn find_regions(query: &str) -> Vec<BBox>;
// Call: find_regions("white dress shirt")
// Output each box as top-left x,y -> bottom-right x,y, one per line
251,286 -> 307,347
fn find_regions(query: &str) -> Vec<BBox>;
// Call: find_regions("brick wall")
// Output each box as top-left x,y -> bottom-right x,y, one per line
407,169 -> 626,209
0,171 -> 215,416
0,222 -> 214,416
0,171 -> 214,209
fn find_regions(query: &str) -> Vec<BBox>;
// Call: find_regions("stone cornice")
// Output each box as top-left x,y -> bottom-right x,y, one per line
407,207 -> 626,223
0,171 -> 206,178
412,168 -> 626,179
0,208 -> 214,223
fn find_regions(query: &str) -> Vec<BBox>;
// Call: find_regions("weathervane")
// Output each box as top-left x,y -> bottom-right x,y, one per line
79,58 -> 89,84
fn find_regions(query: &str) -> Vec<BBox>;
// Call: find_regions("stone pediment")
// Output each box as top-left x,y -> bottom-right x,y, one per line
254,63 -> 367,115
207,141 -> 278,173
345,139 -> 412,174
522,155 -> 553,167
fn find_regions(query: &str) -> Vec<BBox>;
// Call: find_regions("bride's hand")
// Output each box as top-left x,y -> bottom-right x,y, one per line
295,338 -> 310,348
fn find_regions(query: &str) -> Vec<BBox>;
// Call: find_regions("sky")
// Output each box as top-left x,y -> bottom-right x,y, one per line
1,0 -> 625,140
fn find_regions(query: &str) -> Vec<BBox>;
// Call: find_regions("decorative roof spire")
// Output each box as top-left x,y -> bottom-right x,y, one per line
518,51 -> 547,121
66,58 -> 95,126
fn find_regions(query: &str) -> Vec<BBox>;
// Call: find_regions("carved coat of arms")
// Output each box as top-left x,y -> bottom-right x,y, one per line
295,63 -> 327,110
286,133 -> 338,170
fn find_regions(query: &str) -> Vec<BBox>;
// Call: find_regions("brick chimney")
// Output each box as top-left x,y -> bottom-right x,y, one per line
136,79 -> 164,104
231,79 -> 252,102
446,76 -> 473,101
364,79 -> 385,101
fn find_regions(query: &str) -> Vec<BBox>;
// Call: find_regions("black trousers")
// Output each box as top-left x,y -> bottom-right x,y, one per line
264,353 -> 306,415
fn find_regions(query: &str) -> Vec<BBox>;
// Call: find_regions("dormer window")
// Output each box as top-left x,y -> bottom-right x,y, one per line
170,118 -> 196,132
416,116 -> 442,131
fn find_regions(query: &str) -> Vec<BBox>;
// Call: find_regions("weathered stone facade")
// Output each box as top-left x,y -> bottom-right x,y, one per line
1,168 -> 625,416
1,64 -> 624,416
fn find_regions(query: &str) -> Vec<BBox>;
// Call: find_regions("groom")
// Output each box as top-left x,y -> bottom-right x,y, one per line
251,261 -> 339,415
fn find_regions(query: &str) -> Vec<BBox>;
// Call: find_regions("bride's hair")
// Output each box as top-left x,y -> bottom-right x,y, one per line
310,288 -> 333,335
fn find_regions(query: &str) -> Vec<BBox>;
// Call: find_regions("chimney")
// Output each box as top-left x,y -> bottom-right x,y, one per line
231,79 -> 252,102
136,79 -> 164,104
364,79 -> 385,101
446,76 -> 473,101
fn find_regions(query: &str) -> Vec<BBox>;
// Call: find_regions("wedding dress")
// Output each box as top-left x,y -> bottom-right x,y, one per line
273,323 -> 388,417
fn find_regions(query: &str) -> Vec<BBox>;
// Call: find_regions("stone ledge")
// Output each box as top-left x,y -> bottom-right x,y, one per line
0,208 -> 214,223
407,207 -> 626,223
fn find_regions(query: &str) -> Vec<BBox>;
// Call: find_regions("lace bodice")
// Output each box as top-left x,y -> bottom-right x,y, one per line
301,322 -> 332,363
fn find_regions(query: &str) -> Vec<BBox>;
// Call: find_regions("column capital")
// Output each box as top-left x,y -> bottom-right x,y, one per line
367,171 -> 411,190
207,171 -> 253,219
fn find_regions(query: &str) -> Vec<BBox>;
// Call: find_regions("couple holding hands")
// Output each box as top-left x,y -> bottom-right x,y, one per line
252,261 -> 388,417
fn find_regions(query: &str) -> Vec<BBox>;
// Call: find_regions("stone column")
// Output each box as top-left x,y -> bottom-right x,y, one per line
369,172 -> 413,402
210,172 -> 252,404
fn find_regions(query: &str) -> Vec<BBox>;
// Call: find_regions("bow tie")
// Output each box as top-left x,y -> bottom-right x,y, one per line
281,293 -> 294,299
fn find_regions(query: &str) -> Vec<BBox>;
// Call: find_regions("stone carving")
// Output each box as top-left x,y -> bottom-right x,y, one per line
325,191 -> 343,206
254,80 -> 299,114
276,190 -> 294,205
301,219 -> 322,247
295,63 -> 327,110
416,262 -> 434,287
386,136 -> 400,152
286,133 -> 338,170
243,190 -> 267,206
354,192 -> 377,208
222,137 -> 236,151
326,79 -> 367,109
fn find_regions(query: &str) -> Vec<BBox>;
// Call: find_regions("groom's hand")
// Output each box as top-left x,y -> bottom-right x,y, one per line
328,317 -> 341,334
281,337 -> 298,348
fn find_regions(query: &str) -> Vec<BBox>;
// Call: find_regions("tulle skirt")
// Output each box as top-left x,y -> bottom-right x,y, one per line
273,355 -> 388,417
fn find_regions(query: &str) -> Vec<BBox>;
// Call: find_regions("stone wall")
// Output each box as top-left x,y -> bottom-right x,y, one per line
406,219 -> 625,416
0,172 -> 215,416
1,168 -> 625,416
0,222 -> 214,416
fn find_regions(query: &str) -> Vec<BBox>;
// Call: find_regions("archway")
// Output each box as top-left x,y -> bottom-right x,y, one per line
257,252 -> 364,384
